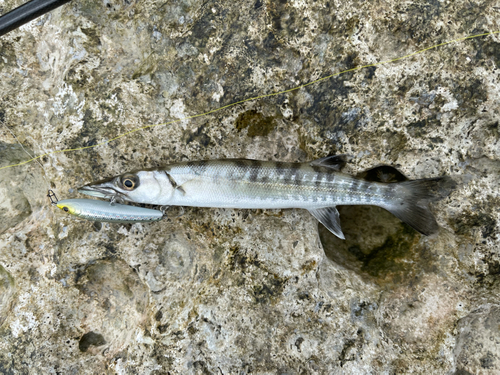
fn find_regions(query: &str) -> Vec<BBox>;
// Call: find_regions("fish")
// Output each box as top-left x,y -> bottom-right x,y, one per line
56,199 -> 164,223
78,156 -> 456,239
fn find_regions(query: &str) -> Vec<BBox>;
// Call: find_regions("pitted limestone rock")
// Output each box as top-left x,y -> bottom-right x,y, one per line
0,0 -> 499,373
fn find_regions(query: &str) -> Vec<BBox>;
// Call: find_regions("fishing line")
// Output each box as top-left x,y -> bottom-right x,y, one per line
1,30 -> 498,172
1,120 -> 52,188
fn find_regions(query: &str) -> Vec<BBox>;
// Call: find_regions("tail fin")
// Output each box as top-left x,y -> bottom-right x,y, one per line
385,176 -> 456,235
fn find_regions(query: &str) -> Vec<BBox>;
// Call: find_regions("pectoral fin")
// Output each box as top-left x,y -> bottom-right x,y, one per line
308,207 -> 345,239
166,173 -> 186,195
310,155 -> 348,171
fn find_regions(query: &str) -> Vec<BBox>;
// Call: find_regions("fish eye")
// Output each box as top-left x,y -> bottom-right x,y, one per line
63,207 -> 69,212
120,174 -> 139,190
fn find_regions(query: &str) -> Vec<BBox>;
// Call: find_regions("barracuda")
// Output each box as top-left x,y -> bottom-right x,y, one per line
78,156 -> 456,239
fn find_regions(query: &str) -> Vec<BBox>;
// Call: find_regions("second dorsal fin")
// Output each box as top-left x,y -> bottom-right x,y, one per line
310,155 -> 348,171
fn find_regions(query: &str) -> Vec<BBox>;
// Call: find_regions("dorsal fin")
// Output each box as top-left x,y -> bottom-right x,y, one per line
357,165 -> 408,183
308,207 -> 345,239
310,155 -> 348,171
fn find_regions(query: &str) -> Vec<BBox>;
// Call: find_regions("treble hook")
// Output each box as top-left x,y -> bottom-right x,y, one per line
109,194 -> 125,206
159,205 -> 170,217
47,190 -> 58,206
159,205 -> 185,218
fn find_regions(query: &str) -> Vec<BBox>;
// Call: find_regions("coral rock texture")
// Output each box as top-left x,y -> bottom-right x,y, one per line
0,0 -> 499,373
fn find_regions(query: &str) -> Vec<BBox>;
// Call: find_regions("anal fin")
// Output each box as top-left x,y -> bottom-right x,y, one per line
308,207 -> 345,240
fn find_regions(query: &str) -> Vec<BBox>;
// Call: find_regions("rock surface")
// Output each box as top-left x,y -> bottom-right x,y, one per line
0,0 -> 499,373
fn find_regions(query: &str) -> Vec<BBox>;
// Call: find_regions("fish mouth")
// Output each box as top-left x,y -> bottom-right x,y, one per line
78,185 -> 125,200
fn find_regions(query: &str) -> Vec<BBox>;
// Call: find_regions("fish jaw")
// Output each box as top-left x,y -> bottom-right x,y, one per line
78,186 -> 111,199
78,179 -> 125,200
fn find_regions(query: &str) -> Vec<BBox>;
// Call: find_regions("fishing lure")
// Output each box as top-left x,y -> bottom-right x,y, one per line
78,156 -> 456,239
54,198 -> 164,223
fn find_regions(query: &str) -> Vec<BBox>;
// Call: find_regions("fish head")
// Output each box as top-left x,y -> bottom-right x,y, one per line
78,171 -> 165,204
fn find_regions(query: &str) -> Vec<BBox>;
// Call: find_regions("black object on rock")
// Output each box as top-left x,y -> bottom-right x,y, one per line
0,0 -> 72,37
